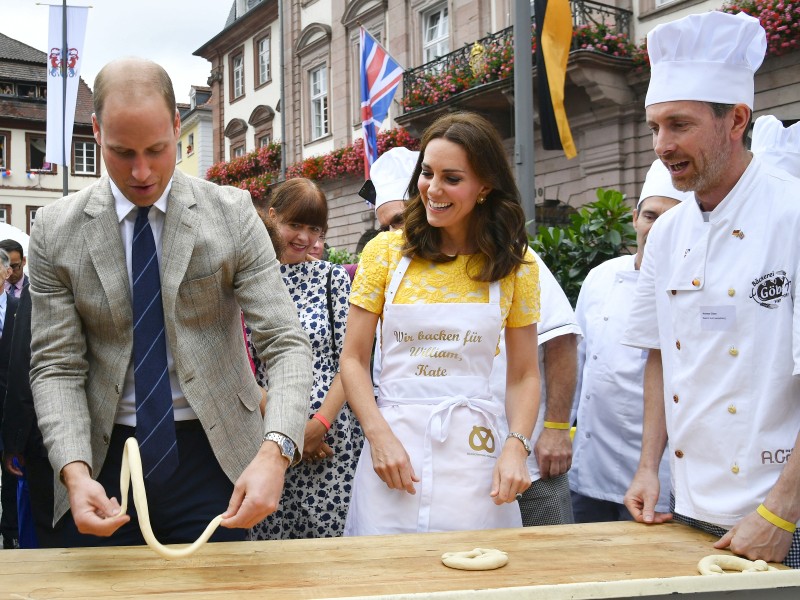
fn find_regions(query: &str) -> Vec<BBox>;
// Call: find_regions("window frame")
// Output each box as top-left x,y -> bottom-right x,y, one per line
25,133 -> 56,174
309,64 -> 329,141
26,205 -> 42,235
187,133 -> 195,156
72,137 -> 99,176
254,31 -> 272,89
0,130 -> 9,170
229,47 -> 246,102
422,4 -> 450,64
0,204 -> 11,224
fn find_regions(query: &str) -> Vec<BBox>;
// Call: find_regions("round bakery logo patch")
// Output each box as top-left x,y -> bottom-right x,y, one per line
750,270 -> 791,309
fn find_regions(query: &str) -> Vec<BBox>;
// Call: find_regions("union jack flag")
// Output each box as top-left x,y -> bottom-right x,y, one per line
360,27 -> 403,179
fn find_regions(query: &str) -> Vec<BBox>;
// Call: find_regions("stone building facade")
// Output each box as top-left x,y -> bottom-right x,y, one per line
195,0 -> 799,254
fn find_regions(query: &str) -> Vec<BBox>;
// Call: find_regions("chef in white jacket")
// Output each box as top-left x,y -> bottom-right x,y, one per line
750,115 -> 800,179
569,160 -> 690,522
622,11 -> 800,568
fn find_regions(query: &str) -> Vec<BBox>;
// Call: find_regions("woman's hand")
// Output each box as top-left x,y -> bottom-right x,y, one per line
302,418 -> 333,462
369,429 -> 420,494
490,440 -> 531,505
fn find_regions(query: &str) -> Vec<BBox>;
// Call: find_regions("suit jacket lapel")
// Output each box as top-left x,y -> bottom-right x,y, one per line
161,171 -> 198,321
83,178 -> 131,331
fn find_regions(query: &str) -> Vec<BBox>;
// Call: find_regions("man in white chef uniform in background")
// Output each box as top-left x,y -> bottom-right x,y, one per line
569,159 -> 690,522
489,255 -> 581,526
750,114 -> 800,179
622,11 -> 800,567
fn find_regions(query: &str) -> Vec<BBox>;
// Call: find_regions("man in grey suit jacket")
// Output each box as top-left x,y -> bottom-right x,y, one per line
28,58 -> 312,546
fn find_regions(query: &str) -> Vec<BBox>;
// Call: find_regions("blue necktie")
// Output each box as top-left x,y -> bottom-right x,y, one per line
132,206 -> 178,483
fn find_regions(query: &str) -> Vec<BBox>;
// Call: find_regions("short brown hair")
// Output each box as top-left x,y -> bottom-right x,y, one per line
402,112 -> 529,282
93,58 -> 176,125
269,178 -> 328,230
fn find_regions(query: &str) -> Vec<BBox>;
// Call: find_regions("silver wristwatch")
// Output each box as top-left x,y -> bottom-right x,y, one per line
506,432 -> 532,456
264,432 -> 297,466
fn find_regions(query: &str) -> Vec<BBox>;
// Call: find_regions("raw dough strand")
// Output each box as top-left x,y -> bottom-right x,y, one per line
697,554 -> 780,575
118,437 -> 224,559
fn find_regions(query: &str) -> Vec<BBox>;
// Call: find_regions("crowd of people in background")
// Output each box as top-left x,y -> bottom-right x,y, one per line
0,8 -> 799,571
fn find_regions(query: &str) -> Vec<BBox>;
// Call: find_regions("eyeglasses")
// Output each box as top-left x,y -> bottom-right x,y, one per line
379,213 -> 404,233
9,262 -> 22,271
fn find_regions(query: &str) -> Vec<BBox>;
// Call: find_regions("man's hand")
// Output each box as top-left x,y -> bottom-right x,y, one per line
534,428 -> 572,479
624,467 -> 672,524
714,509 -> 794,564
221,440 -> 288,529
3,453 -> 24,477
63,461 -> 130,536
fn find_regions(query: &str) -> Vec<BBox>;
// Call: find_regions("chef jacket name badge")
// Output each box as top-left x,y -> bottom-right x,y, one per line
750,270 -> 791,309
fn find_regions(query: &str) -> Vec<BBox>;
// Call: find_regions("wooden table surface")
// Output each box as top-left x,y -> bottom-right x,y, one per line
1,521 -> 798,599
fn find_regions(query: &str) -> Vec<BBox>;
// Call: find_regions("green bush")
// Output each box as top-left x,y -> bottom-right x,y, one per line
530,188 -> 636,305
326,246 -> 358,265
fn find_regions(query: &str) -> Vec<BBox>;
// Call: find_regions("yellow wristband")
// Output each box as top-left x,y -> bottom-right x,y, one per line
543,421 -> 571,430
757,503 -> 797,534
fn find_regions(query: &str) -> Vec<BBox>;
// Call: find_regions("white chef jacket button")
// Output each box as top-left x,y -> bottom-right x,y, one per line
617,278 -> 623,284
675,450 -> 684,458
692,278 -> 701,287
592,354 -> 597,360
585,394 -> 590,399
603,316 -> 609,321
731,464 -> 740,474
670,290 -> 677,295
729,346 -> 739,356
676,340 -> 681,350
728,288 -> 735,297
673,394 -> 679,404
728,404 -> 737,414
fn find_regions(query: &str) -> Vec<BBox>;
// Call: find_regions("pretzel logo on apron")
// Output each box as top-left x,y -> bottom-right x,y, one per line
469,426 -> 495,453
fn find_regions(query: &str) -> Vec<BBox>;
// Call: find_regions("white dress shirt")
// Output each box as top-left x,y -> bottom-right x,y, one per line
110,178 -> 198,425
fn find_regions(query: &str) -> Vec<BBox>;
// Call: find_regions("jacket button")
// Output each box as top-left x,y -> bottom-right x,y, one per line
728,288 -> 735,297
103,434 -> 110,445
115,384 -> 120,394
728,405 -> 737,414
671,290 -> 677,295
673,394 -> 679,403
675,450 -> 684,458
676,340 -> 681,350
729,346 -> 739,356
731,464 -> 740,474
692,278 -> 701,287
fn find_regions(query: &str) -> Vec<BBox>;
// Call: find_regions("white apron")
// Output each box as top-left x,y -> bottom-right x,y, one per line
344,256 -> 522,535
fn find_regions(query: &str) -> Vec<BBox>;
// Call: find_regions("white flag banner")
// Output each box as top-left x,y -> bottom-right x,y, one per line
45,5 -> 89,168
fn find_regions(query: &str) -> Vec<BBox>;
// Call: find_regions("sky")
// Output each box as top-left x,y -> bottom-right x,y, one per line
1,0 -> 234,103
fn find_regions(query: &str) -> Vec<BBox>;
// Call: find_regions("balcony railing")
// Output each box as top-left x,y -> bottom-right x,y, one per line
402,0 -> 634,112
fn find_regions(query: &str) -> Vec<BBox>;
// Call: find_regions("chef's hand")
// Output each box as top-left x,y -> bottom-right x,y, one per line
222,440 -> 287,528
62,461 -> 130,537
534,428 -> 572,479
369,429 -> 419,494
714,509 -> 793,564
624,468 -> 672,524
491,440 -> 531,505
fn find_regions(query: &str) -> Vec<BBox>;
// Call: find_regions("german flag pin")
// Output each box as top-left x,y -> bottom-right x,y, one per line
732,229 -> 745,239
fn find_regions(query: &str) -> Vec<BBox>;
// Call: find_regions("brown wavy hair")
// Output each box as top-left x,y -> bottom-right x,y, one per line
402,112 -> 529,282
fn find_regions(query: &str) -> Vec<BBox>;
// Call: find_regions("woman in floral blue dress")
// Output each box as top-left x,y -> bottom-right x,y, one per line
248,178 -> 362,539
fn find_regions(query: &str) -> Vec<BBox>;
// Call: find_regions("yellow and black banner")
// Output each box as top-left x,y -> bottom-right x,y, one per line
534,0 -> 577,159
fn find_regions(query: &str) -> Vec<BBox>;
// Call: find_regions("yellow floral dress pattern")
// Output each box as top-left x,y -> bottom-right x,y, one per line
351,230 -> 540,330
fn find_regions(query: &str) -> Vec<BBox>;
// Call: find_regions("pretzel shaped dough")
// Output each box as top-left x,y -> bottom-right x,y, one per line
117,437 -> 224,559
697,554 -> 780,576
441,548 -> 509,570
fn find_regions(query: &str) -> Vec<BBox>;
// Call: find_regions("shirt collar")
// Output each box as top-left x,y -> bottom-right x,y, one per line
111,178 -> 173,223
